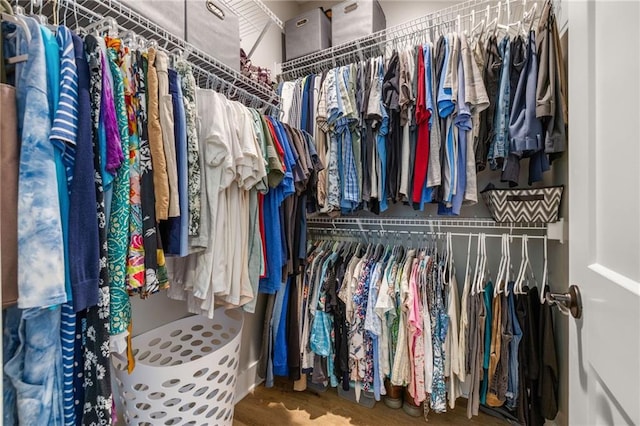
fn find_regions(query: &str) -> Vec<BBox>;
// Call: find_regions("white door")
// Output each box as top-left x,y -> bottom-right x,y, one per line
568,1 -> 640,425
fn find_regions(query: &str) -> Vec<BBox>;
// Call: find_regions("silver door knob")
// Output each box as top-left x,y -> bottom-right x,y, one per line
545,285 -> 583,319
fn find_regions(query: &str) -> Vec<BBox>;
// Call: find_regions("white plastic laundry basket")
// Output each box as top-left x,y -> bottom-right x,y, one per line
112,308 -> 243,426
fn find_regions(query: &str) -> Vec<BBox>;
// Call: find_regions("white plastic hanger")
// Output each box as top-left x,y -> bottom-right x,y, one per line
475,233 -> 488,294
496,0 -> 519,36
516,235 -> 536,294
471,234 -> 481,296
463,232 -> 472,292
488,1 -> 501,36
481,233 -> 489,293
501,234 -> 511,294
504,235 -> 513,295
494,234 -> 506,297
447,232 -> 455,283
465,9 -> 474,37
514,235 -> 527,294
85,16 -> 118,37
526,2 -> 538,34
540,236 -> 549,304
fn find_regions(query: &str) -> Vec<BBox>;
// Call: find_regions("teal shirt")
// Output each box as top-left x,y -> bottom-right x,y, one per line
106,46 -> 131,336
42,26 -> 72,301
480,280 -> 494,404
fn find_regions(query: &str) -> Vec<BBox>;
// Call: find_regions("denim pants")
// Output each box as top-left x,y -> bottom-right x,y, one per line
4,306 -> 64,426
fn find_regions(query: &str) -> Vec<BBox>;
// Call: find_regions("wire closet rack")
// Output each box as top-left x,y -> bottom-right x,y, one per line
18,0 -> 281,112
307,216 -> 554,243
219,0 -> 283,41
280,0 -> 536,80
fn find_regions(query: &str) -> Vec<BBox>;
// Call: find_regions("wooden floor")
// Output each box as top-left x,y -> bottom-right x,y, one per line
233,381 -> 508,426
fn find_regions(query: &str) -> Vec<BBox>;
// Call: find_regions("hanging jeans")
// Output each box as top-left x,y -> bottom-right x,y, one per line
160,69 -> 189,256
4,306 -> 64,426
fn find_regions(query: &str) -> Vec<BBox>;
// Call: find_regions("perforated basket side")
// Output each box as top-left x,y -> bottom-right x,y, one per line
112,309 -> 243,426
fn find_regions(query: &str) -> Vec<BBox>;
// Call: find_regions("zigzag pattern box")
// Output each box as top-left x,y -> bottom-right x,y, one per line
481,185 -> 564,223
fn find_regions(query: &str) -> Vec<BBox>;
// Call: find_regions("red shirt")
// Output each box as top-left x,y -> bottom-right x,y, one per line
412,47 -> 431,203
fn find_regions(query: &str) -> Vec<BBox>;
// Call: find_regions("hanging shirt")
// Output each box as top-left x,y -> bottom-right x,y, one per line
40,26 -> 74,309
339,66 -> 360,212
445,266 -> 462,408
477,35 -> 502,172
437,35 -> 456,207
461,32 -> 488,205
120,50 -> 146,291
505,283 -> 523,410
365,259 -> 384,400
374,255 -> 396,379
259,118 -> 295,294
135,51 -> 160,295
322,69 -> 341,214
504,30 -> 548,186
160,69 -> 189,257
176,89 -> 233,306
155,51 -> 179,217
480,280 -> 494,404
145,48 -> 169,220
106,38 -> 131,349
223,102 -> 266,307
488,36 -> 511,170
82,33 -> 114,425
391,249 -> 414,386
425,42 -> 442,200
374,58 -> 389,212
174,59 -> 201,237
68,32 -> 100,312
399,49 -> 415,198
407,258 -> 425,404
439,38 -> 470,216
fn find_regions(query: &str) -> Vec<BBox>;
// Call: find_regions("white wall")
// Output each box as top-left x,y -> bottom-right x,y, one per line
240,1 -> 301,74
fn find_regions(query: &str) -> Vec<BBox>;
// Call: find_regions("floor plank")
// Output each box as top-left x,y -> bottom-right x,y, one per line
233,381 -> 508,426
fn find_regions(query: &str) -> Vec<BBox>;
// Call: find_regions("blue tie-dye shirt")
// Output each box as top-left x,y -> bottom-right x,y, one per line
14,18 -> 66,308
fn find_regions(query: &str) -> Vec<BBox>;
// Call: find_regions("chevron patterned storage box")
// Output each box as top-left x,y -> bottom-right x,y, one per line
481,185 -> 564,223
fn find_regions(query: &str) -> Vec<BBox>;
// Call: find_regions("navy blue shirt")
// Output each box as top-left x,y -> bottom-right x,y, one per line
69,33 -> 100,312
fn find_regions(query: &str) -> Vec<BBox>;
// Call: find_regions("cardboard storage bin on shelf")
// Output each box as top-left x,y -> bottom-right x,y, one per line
285,8 -> 331,60
112,309 -> 244,426
331,0 -> 386,46
120,0 -> 186,39
120,0 -> 241,71
186,0 -> 241,71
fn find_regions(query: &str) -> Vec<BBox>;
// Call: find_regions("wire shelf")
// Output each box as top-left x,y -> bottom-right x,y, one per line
27,0 -> 280,110
219,0 -> 283,40
280,0 -> 532,80
307,216 -> 551,244
306,216 -> 549,231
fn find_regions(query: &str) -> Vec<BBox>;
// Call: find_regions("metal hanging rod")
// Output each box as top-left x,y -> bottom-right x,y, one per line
307,216 -> 548,231
280,0 -> 535,80
190,63 -> 280,115
19,0 -> 280,111
308,226 -> 548,241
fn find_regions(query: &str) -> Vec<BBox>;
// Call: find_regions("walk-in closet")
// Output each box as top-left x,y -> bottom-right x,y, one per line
1,0 -> 638,425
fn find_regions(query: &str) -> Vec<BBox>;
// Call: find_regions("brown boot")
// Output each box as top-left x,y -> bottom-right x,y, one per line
402,386 -> 423,417
383,379 -> 403,409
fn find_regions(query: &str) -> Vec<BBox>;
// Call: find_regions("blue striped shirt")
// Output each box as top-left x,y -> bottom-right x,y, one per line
50,26 -> 78,185
50,26 -> 79,426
